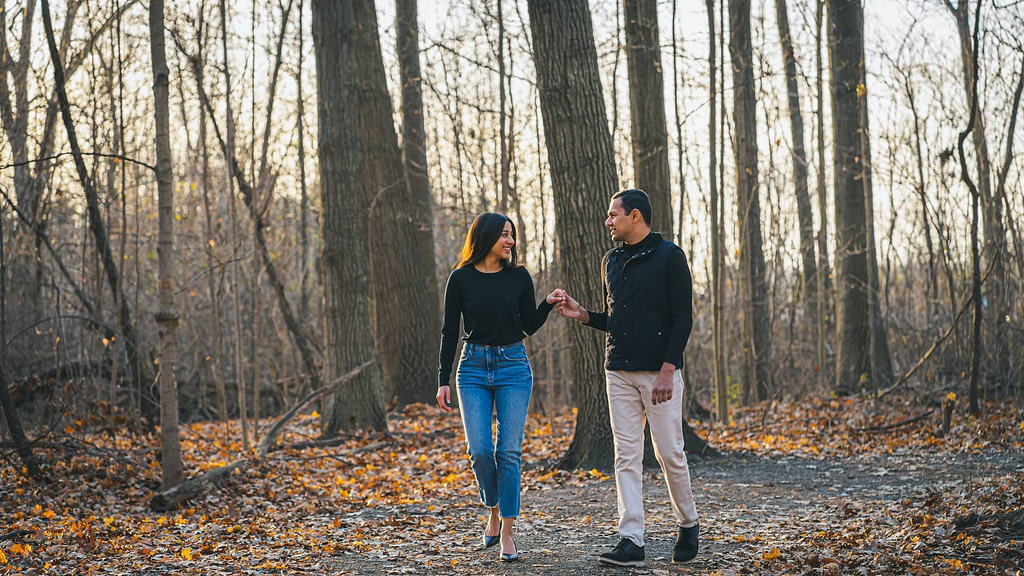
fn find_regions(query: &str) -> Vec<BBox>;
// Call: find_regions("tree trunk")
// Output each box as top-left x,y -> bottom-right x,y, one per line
218,0 -> 248,450
813,0 -> 831,389
149,0 -> 183,490
395,0 -> 443,407
954,0 -> 984,415
775,0 -> 818,329
828,0 -> 891,393
526,0 -> 615,471
497,0 -> 510,214
949,0 -> 1009,385
297,0 -> 312,325
313,0 -> 387,434
352,0 -> 439,408
623,0 -> 672,235
0,0 -> 39,219
728,0 -> 770,403
704,0 -> 727,423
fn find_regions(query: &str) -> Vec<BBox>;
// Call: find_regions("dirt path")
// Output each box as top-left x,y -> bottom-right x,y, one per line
325,449 -> 1024,575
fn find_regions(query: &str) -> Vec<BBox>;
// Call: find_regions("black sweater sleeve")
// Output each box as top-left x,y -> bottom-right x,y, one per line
662,249 -> 694,365
438,271 -> 462,388
519,268 -> 555,335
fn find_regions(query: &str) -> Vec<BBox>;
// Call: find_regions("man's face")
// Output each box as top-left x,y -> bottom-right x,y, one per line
606,198 -> 637,243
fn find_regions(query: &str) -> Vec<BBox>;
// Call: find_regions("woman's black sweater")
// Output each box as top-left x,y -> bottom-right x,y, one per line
437,265 -> 554,388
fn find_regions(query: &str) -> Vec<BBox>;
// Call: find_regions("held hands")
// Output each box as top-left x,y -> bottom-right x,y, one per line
545,288 -> 568,305
555,291 -> 588,323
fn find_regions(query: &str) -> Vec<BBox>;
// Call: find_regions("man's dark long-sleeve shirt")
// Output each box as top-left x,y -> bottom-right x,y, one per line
585,232 -> 693,370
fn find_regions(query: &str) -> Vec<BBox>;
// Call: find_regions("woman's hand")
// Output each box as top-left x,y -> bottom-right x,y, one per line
545,288 -> 567,305
436,385 -> 453,412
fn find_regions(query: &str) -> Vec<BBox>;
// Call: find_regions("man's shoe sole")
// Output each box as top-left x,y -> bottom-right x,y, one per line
598,557 -> 645,567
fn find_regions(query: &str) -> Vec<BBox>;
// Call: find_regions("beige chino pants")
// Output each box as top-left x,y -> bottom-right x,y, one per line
606,369 -> 699,548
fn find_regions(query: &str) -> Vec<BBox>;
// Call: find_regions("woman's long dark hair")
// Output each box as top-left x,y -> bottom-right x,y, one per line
454,213 -> 517,270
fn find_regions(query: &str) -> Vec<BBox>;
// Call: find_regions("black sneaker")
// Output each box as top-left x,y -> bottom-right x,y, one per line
598,538 -> 645,567
673,524 -> 699,563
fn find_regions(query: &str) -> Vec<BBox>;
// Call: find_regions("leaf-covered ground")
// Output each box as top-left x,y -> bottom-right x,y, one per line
1,396 -> 1022,575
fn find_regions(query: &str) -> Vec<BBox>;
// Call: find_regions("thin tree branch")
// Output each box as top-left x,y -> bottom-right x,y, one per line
0,151 -> 155,173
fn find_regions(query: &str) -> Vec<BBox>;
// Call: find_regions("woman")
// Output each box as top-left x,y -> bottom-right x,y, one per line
436,213 -> 562,563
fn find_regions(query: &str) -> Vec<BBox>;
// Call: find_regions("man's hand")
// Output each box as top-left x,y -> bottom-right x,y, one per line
651,363 -> 676,405
556,293 -> 589,324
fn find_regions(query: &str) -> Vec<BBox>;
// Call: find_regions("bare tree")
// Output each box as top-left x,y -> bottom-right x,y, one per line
946,0 -> 1010,385
396,0 -> 444,406
813,0 -> 832,389
729,0 -> 771,402
624,0 -> 672,234
353,0 -> 440,408
150,0 -> 183,489
313,0 -> 387,434
705,0 -> 727,422
526,0 -> 615,470
218,0 -> 249,449
828,0 -> 893,393
775,0 -> 818,328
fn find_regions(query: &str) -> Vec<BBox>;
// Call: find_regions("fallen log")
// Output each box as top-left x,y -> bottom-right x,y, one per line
851,408 -> 936,433
258,360 -> 374,460
148,361 -> 376,511
149,459 -> 246,512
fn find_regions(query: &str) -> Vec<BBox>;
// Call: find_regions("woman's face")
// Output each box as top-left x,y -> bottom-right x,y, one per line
488,221 -> 515,261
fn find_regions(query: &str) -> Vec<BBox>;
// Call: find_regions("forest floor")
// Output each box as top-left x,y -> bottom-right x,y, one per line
1,394 -> 1022,575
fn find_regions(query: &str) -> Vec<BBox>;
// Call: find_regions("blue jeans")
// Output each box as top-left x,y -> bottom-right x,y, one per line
456,341 -> 533,518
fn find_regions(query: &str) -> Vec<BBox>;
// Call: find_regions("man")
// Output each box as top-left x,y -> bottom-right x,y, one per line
557,189 -> 699,567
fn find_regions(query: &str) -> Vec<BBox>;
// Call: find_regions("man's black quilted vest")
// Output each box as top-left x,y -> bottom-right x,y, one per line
603,234 -> 682,371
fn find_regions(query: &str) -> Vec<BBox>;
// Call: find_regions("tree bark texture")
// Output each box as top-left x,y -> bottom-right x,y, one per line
353,0 -> 440,408
828,0 -> 891,393
149,0 -> 183,490
526,0 -> 615,471
775,0 -> 818,327
728,0 -> 771,403
312,0 -> 387,434
395,0 -> 443,406
623,0 -> 672,235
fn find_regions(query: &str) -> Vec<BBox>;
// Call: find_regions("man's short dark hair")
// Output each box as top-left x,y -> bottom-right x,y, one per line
612,189 -> 652,226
